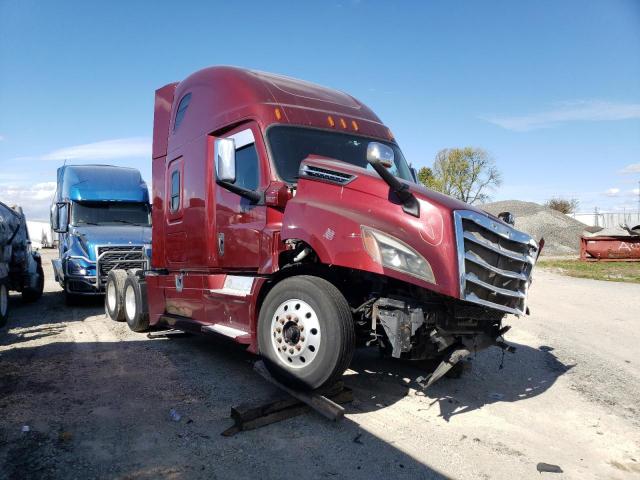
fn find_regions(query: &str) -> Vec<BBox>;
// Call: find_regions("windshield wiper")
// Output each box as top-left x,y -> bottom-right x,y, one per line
75,221 -> 99,226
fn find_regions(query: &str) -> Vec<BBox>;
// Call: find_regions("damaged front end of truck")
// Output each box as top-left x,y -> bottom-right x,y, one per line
281,151 -> 540,388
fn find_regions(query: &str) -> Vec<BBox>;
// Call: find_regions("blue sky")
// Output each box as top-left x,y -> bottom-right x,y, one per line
1,0 -> 639,220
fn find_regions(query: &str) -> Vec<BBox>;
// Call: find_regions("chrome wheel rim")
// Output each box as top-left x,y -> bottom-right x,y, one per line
107,282 -> 117,312
270,298 -> 321,368
0,284 -> 7,317
125,285 -> 136,320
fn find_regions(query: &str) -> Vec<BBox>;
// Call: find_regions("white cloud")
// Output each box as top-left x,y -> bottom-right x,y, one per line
39,137 -> 151,161
0,134 -> 5,141
620,163 -> 640,174
0,181 -> 56,220
605,188 -> 620,197
483,100 -> 640,131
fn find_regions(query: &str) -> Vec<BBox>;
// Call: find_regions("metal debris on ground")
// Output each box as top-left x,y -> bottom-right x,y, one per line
536,462 -> 563,473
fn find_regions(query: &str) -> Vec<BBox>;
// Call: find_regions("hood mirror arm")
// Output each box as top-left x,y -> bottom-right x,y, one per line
368,160 -> 420,218
217,180 -> 262,203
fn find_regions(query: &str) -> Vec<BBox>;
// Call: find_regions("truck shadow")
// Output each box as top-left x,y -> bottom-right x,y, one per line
0,337 -> 448,479
347,343 -> 574,421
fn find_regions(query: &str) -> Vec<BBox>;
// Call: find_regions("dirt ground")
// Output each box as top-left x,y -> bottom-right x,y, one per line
1,250 -> 639,480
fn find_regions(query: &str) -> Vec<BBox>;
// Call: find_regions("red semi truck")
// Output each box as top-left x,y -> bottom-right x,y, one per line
105,66 -> 540,390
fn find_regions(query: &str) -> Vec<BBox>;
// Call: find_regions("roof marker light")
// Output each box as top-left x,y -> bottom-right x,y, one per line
351,120 -> 359,131
340,118 -> 347,129
274,108 -> 282,121
327,116 -> 335,127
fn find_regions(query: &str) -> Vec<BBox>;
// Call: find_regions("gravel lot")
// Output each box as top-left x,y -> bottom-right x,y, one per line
1,251 -> 639,480
482,200 -> 586,256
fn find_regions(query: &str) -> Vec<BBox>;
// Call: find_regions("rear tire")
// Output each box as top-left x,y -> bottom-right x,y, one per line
258,275 -> 355,390
105,270 -> 127,321
0,280 -> 9,328
22,260 -> 44,303
123,272 -> 149,332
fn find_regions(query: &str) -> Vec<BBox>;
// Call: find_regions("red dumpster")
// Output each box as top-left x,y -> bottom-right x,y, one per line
580,235 -> 640,261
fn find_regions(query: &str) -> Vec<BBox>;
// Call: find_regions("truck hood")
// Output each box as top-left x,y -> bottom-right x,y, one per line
68,225 -> 152,260
283,156 -> 537,310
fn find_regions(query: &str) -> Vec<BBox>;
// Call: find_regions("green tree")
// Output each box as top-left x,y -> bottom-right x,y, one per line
418,147 -> 501,204
417,166 -> 439,190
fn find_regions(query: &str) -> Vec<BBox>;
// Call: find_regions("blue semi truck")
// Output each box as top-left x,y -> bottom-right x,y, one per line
50,165 -> 151,305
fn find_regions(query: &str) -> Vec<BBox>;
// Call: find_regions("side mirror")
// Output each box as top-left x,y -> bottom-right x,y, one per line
215,137 -> 236,183
367,142 -> 394,168
52,202 -> 69,233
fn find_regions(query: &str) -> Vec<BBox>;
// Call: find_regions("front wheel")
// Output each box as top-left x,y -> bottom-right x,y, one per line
258,275 -> 355,390
0,280 -> 9,328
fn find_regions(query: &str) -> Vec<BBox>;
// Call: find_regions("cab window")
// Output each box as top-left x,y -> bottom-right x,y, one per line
234,144 -> 259,191
174,93 -> 191,131
170,170 -> 180,211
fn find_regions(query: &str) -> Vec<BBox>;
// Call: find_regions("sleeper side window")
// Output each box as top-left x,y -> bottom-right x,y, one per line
170,170 -> 180,212
173,93 -> 191,131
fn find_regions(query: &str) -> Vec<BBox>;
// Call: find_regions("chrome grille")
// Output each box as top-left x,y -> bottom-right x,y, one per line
96,245 -> 146,278
454,210 -> 538,315
299,164 -> 355,185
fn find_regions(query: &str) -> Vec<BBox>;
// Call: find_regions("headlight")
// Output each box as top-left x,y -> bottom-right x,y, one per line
361,226 -> 435,283
67,259 -> 87,276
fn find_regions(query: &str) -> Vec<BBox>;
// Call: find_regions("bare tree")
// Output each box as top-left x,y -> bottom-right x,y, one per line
545,197 -> 579,214
423,148 -> 501,204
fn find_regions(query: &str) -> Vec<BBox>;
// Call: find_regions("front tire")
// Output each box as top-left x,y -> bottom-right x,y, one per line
258,275 -> 355,390
105,270 -> 127,321
0,280 -> 9,328
123,272 -> 149,332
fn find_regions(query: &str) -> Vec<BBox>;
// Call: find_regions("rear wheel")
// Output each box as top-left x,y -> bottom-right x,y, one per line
0,281 -> 9,328
258,275 -> 355,390
123,272 -> 149,332
105,270 -> 127,321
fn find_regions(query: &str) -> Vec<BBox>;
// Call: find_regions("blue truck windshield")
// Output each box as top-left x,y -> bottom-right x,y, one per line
267,126 -> 413,184
71,202 -> 151,226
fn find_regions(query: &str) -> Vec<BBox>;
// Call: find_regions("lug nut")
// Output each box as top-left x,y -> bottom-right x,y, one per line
300,336 -> 305,342
289,348 -> 294,354
277,337 -> 282,343
295,345 -> 301,351
280,319 -> 285,324
276,327 -> 281,333
299,325 -> 304,331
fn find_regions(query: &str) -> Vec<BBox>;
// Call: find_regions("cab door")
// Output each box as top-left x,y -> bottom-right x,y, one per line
214,122 -> 267,271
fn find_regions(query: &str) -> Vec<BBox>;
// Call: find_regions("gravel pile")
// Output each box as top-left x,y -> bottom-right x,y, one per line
481,200 -> 586,256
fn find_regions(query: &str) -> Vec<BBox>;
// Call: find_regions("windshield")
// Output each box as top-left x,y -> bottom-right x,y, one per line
71,202 -> 151,226
267,126 -> 413,184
